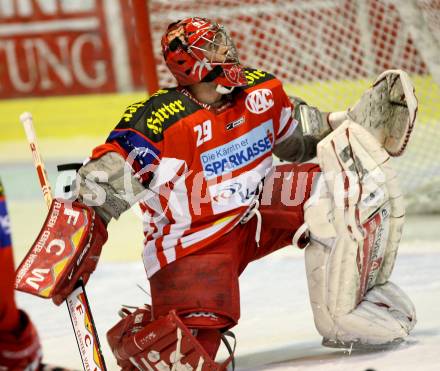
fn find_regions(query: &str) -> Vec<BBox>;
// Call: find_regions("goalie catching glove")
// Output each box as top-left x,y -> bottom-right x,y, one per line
301,121 -> 416,348
15,199 -> 108,305
299,69 -> 417,157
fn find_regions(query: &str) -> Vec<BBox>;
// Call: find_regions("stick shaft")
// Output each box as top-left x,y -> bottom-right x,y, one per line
19,112 -> 107,371
20,112 -> 52,209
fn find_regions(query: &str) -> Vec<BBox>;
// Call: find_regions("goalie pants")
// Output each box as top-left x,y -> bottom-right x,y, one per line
149,163 -> 320,358
0,178 -> 20,333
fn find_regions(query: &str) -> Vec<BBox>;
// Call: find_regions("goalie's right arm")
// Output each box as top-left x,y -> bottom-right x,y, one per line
17,149 -> 151,305
76,150 -> 148,224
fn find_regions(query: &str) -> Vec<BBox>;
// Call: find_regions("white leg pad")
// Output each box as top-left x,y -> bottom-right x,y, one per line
304,121 -> 416,345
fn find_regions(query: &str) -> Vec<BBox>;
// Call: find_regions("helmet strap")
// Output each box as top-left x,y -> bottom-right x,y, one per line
216,84 -> 235,94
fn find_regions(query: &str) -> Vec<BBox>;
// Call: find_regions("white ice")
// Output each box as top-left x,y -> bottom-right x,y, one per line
14,213 -> 440,371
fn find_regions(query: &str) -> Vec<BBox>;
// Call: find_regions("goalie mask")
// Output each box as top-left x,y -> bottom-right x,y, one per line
161,17 -> 247,91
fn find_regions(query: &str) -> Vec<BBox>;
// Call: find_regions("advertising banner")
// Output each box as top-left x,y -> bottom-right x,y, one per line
0,0 -> 118,98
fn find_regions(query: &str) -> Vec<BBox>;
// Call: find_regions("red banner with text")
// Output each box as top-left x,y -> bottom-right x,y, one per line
0,0 -> 123,98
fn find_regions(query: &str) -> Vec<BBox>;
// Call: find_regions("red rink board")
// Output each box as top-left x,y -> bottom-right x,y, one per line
0,0 -> 117,98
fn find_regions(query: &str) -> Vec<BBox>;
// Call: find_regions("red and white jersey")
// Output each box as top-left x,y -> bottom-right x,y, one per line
103,69 -> 297,277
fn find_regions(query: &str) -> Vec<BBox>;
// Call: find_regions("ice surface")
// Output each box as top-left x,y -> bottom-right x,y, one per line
14,215 -> 440,370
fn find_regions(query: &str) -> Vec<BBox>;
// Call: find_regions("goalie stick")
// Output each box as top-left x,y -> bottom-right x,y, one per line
16,112 -> 107,371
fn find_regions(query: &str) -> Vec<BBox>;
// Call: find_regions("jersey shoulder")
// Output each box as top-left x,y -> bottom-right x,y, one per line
114,88 -> 202,143
243,68 -> 278,88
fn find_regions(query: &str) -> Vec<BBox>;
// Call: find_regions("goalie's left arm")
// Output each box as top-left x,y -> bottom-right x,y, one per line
273,93 -> 334,163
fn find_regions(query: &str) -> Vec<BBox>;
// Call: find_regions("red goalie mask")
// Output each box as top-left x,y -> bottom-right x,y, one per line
161,17 -> 247,88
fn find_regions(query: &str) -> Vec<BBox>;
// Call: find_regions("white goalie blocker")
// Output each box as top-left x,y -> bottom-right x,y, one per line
303,120 -> 416,348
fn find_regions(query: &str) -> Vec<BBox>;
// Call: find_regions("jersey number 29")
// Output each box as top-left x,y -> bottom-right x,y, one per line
194,120 -> 212,147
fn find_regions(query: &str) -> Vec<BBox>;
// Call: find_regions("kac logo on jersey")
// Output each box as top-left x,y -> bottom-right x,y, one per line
245,89 -> 274,114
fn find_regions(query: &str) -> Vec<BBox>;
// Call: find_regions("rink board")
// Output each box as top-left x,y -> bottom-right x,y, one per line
0,75 -> 438,142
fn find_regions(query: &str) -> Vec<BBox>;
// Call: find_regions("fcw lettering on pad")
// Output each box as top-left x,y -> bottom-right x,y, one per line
201,120 -> 274,179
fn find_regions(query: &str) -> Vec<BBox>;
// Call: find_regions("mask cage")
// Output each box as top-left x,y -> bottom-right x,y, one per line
189,25 -> 240,66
